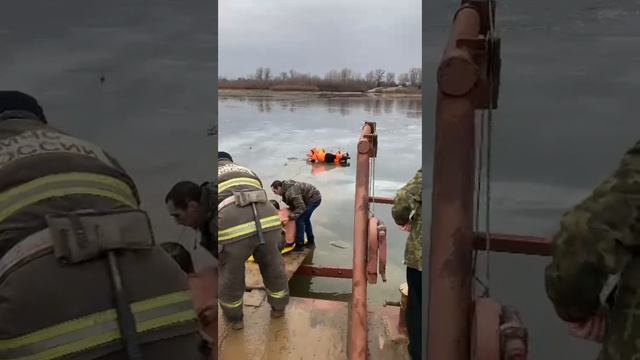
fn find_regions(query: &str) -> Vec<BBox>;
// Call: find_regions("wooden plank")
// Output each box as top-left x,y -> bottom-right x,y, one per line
245,248 -> 311,289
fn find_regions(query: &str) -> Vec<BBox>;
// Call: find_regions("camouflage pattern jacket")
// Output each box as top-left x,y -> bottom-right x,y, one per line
392,168 -> 422,271
545,140 -> 640,360
281,180 -> 322,220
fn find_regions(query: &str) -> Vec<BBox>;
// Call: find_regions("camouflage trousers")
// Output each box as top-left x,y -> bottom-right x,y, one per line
218,230 -> 289,322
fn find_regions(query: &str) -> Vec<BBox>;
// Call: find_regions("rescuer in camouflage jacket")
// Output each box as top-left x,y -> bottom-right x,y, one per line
392,168 -> 422,360
545,140 -> 640,360
271,179 -> 321,251
392,168 -> 422,271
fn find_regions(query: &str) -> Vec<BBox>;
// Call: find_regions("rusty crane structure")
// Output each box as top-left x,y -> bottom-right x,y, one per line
426,0 -> 556,359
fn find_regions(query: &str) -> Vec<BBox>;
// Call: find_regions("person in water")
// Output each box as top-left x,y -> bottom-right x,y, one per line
307,147 -> 350,164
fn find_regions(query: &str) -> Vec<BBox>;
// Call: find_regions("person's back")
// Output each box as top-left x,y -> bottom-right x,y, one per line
545,139 -> 640,359
281,180 -> 321,208
272,179 -> 321,250
0,91 -> 202,359
217,152 -> 289,329
218,158 -> 280,241
0,110 -> 138,255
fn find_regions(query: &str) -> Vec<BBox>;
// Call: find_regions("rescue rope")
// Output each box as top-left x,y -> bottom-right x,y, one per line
484,0 -> 499,298
484,91 -> 494,297
472,0 -> 498,298
287,161 -> 309,179
472,111 -> 489,296
369,156 -> 377,216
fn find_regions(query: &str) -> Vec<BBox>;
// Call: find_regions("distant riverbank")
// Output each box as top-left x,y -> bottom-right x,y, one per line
218,88 -> 422,99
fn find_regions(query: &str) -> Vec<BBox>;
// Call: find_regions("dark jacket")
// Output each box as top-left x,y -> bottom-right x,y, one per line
0,110 -> 201,360
199,181 -> 217,257
0,111 -> 140,257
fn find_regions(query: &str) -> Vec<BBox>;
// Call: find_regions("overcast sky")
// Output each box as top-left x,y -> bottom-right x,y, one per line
219,0 -> 421,79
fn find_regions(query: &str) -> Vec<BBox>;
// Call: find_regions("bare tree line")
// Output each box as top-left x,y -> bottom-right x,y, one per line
219,66 -> 422,92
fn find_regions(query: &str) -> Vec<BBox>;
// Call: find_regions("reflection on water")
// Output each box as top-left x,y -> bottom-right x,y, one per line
288,251 -> 353,302
310,162 -> 350,177
221,94 -> 422,119
219,95 -> 421,303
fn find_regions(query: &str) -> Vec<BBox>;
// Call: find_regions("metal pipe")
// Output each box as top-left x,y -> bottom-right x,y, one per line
427,5 -> 482,360
368,196 -> 394,204
438,7 -> 482,97
350,123 -> 373,360
473,233 -> 551,256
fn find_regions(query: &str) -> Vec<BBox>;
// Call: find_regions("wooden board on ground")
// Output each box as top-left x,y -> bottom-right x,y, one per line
245,248 -> 311,289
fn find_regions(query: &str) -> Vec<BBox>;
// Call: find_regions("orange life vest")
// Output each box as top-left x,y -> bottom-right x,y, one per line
309,148 -> 326,162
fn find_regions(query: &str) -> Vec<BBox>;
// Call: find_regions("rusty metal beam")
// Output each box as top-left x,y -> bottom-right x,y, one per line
295,265 -> 353,279
369,196 -> 394,204
350,121 -> 376,360
428,4 -> 484,360
473,233 -> 552,256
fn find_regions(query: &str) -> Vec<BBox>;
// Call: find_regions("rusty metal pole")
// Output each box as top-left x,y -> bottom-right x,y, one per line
427,5 -> 482,360
350,123 -> 373,359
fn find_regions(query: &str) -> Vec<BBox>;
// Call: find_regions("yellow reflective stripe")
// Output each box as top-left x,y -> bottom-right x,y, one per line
131,291 -> 192,313
220,217 -> 281,241
265,288 -> 288,299
219,298 -> 243,309
0,172 -> 138,224
136,309 -> 197,333
23,329 -> 120,360
218,177 -> 262,193
218,215 -> 281,242
14,310 -> 197,360
0,309 -> 117,351
218,215 -> 280,236
0,291 -> 191,350
0,173 -> 133,202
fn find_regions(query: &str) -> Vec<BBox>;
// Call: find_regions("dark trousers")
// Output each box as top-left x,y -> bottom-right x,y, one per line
406,266 -> 422,360
294,201 -> 320,245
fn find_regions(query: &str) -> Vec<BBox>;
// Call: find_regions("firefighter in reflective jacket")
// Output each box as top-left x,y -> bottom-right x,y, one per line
216,151 -> 289,329
0,91 -> 203,359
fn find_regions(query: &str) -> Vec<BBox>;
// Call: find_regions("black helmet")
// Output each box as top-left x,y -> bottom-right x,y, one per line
218,151 -> 233,162
0,91 -> 47,123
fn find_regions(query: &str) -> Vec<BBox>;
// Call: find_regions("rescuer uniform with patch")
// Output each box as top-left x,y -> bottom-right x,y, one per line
0,95 -> 204,360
